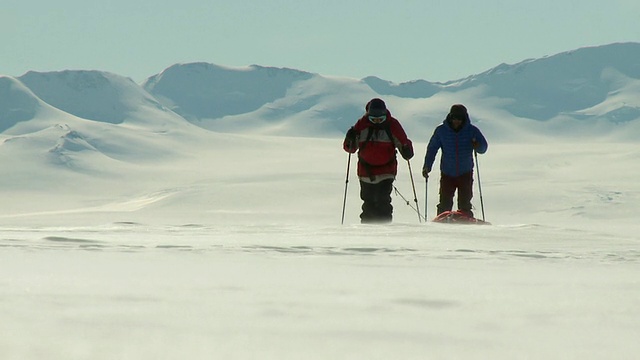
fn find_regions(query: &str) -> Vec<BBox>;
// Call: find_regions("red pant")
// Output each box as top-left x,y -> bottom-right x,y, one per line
437,172 -> 474,216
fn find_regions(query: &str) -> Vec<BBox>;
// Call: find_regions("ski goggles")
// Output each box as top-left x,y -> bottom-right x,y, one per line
368,115 -> 387,124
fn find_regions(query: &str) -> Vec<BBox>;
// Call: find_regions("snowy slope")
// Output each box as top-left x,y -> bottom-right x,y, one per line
0,73 -> 227,217
1,43 -> 639,223
18,70 -> 190,129
136,42 -> 640,140
2,133 -> 639,360
3,43 -> 639,142
142,63 -> 315,120
457,42 -> 640,120
1,43 -> 640,360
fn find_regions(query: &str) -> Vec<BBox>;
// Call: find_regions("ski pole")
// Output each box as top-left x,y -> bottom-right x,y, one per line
424,177 -> 428,222
474,150 -> 486,221
341,152 -> 352,225
392,185 -> 421,216
406,160 -> 422,223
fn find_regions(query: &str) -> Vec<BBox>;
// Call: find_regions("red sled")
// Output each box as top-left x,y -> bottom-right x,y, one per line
432,210 -> 491,225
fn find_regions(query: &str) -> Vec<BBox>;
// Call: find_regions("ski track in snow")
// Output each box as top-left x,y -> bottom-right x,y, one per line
1,222 -> 637,264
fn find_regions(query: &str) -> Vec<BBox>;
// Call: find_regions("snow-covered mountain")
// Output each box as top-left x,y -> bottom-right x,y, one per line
3,43 -> 640,360
456,42 -> 640,122
0,71 -> 213,180
142,63 -> 315,120
17,70 -> 188,129
2,42 -> 637,223
1,42 -> 639,171
2,42 -> 639,140
139,42 -> 640,138
142,63 -> 377,137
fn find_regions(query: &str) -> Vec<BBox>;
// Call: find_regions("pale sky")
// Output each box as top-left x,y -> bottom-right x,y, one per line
2,0 -> 638,83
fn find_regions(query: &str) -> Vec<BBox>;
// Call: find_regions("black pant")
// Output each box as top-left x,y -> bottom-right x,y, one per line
359,179 -> 394,224
438,172 -> 474,216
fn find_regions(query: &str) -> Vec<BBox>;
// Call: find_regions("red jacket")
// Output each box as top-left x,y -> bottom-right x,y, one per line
343,110 -> 413,179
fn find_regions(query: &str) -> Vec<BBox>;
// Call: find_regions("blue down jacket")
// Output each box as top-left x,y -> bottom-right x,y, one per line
423,117 -> 488,177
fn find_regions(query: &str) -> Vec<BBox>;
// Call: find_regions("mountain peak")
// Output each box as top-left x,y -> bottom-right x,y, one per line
142,62 -> 315,120
456,42 -> 640,120
0,75 -> 42,132
18,70 -> 171,125
3,42 -> 640,143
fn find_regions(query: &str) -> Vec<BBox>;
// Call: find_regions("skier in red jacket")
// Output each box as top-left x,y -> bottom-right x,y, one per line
343,98 -> 414,223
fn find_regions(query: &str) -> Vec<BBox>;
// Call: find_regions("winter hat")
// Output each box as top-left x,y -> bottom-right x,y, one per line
448,104 -> 468,121
366,98 -> 387,117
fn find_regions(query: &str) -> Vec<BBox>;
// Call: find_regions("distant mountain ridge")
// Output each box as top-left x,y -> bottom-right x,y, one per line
142,63 -> 315,120
0,71 -> 202,174
0,76 -> 39,132
457,42 -> 640,120
1,42 -> 639,142
18,70 -> 185,128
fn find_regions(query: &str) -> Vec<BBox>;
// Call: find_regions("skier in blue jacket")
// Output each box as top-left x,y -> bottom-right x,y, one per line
422,104 -> 488,217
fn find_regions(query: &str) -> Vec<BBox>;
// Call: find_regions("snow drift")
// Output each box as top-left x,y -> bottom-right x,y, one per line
1,43 -> 640,360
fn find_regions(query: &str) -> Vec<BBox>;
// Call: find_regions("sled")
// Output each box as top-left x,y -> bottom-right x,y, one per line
432,210 -> 491,225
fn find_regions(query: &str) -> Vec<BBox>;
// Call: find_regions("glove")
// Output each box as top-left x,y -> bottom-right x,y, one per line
346,127 -> 357,141
472,139 -> 479,150
345,127 -> 357,151
400,144 -> 414,160
422,168 -> 430,179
